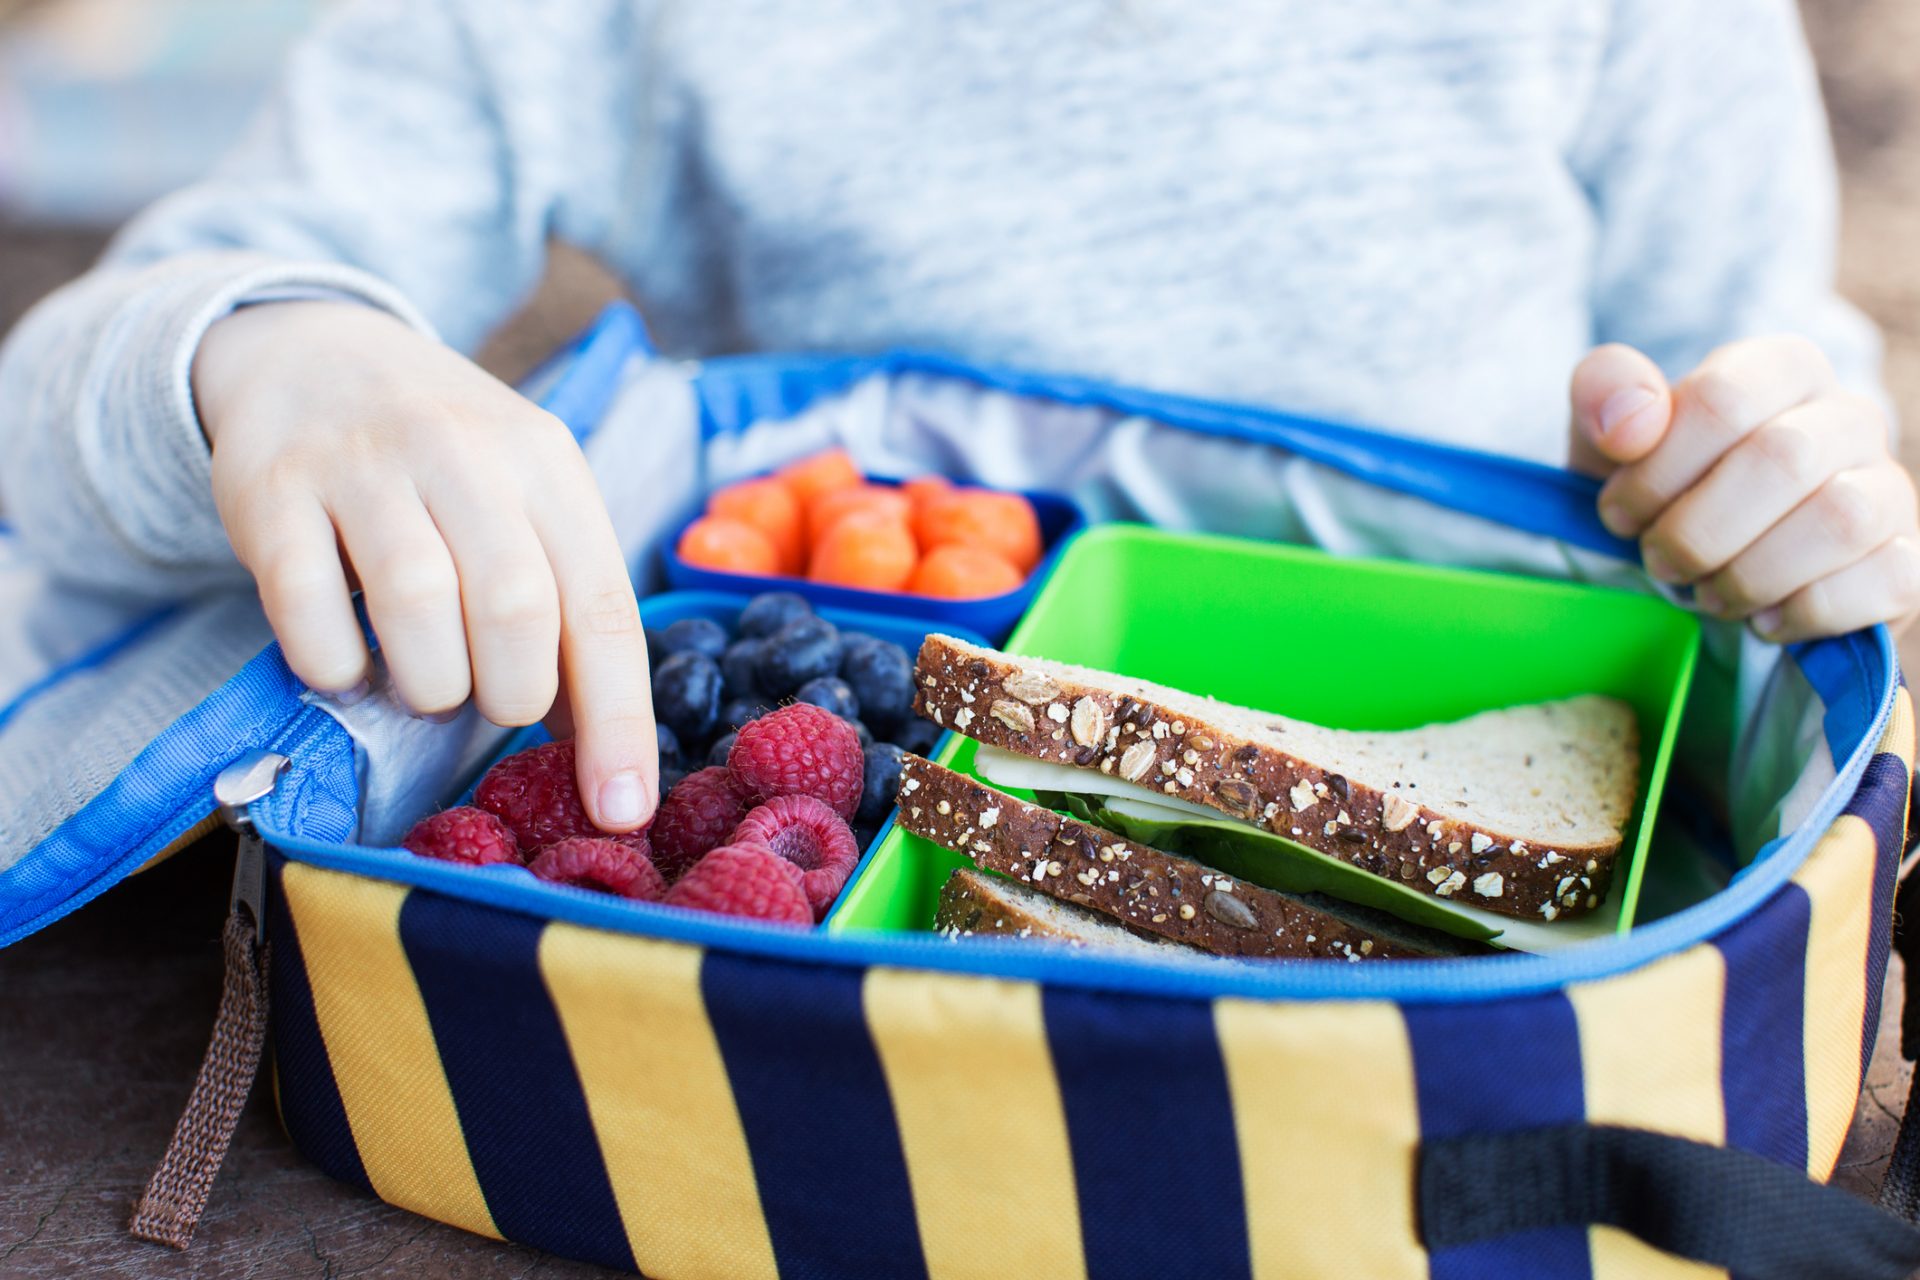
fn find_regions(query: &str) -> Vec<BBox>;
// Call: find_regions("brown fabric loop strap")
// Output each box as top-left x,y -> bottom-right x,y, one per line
128,912 -> 270,1249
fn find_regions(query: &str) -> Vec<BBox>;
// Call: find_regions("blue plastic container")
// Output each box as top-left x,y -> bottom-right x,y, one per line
456,590 -> 988,883
662,480 -> 1086,642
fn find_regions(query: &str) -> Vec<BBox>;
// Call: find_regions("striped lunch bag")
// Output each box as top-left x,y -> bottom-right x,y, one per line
3,302 -> 1919,1279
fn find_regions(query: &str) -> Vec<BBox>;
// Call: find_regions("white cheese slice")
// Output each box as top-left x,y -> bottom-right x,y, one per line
973,746 -> 1624,954
973,745 -> 1222,819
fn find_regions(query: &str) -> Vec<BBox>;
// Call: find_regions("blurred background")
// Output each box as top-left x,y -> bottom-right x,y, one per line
0,0 -> 1915,440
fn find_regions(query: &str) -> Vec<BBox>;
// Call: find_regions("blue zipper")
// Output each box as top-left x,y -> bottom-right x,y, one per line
0,700 -> 335,949
259,619 -> 1894,1007
252,304 -> 1900,1002
688,345 -> 1637,561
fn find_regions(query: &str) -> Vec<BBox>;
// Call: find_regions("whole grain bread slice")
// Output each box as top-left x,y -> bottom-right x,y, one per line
933,867 -> 1173,953
899,756 -> 1479,959
912,634 -> 1638,921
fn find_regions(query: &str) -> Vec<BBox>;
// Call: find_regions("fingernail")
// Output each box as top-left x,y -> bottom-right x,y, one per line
333,679 -> 373,708
1643,547 -> 1678,583
1597,386 -> 1660,438
1598,499 -> 1632,537
419,706 -> 463,725
598,772 -> 645,828
1753,607 -> 1783,640
1694,582 -> 1724,615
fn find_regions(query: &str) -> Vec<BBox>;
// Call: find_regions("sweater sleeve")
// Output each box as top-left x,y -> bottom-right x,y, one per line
1569,0 -> 1887,423
0,0 -> 641,599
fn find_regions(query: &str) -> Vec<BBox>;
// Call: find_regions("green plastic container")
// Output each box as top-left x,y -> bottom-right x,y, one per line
828,524 -> 1701,939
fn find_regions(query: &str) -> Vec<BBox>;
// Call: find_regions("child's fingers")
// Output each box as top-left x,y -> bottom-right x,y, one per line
1748,535 -> 1920,644
1599,336 -> 1835,537
1569,344 -> 1673,476
420,473 -> 562,728
522,435 -> 658,832
1698,465 -> 1919,618
239,495 -> 370,696
334,486 -> 473,718
1638,393 -> 1888,583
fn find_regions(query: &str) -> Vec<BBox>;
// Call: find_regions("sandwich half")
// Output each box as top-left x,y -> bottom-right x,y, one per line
933,866 -> 1172,953
912,634 -> 1638,923
900,755 -> 1488,960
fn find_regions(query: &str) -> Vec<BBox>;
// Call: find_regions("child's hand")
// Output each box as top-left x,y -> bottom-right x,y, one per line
1570,337 -> 1920,642
193,301 -> 658,830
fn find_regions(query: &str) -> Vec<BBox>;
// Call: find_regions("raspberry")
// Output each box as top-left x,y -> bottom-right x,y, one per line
402,806 -> 521,866
650,766 -> 754,881
474,740 -> 601,852
528,837 -> 667,901
730,795 -> 861,920
664,843 -> 812,924
727,703 -> 864,819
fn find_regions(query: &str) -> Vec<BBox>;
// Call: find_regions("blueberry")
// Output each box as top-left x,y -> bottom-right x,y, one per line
720,638 -> 766,699
707,731 -> 739,769
655,723 -> 684,772
840,637 -> 915,732
857,742 -> 907,826
847,718 -> 875,749
659,767 -> 689,798
738,591 -> 812,639
720,696 -> 774,731
651,651 -> 722,742
657,616 -> 730,661
852,823 -> 881,852
757,616 -> 842,696
645,626 -> 667,655
795,675 -> 861,721
890,716 -> 942,756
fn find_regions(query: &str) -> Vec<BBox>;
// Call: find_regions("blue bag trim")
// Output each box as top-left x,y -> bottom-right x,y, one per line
0,304 -> 637,947
257,613 -> 1889,1006
2,301 -> 1900,1010
690,341 -> 1637,561
0,656 -> 341,948
539,303 -> 654,443
238,305 -> 1900,1004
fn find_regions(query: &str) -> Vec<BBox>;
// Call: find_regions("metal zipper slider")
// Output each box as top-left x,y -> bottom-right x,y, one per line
214,750 -> 288,944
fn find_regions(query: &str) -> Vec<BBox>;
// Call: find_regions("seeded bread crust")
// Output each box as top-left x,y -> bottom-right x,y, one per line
899,756 -> 1439,960
911,634 -> 1628,921
933,867 -> 1171,953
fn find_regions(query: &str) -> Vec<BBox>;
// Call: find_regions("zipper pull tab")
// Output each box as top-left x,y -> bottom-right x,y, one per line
215,750 -> 288,944
128,750 -> 288,1250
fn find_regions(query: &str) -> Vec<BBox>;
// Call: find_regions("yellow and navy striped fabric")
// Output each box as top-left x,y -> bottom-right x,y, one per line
265,688 -> 1915,1280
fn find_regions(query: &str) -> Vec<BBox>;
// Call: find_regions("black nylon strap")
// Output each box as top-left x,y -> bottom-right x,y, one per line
1419,1124 -> 1920,1280
1884,1067 -> 1920,1224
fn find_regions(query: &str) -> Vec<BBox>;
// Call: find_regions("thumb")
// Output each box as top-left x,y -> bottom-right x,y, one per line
1569,344 -> 1673,476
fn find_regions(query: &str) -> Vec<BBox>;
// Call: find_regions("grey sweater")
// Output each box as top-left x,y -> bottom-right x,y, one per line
0,0 -> 1880,598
